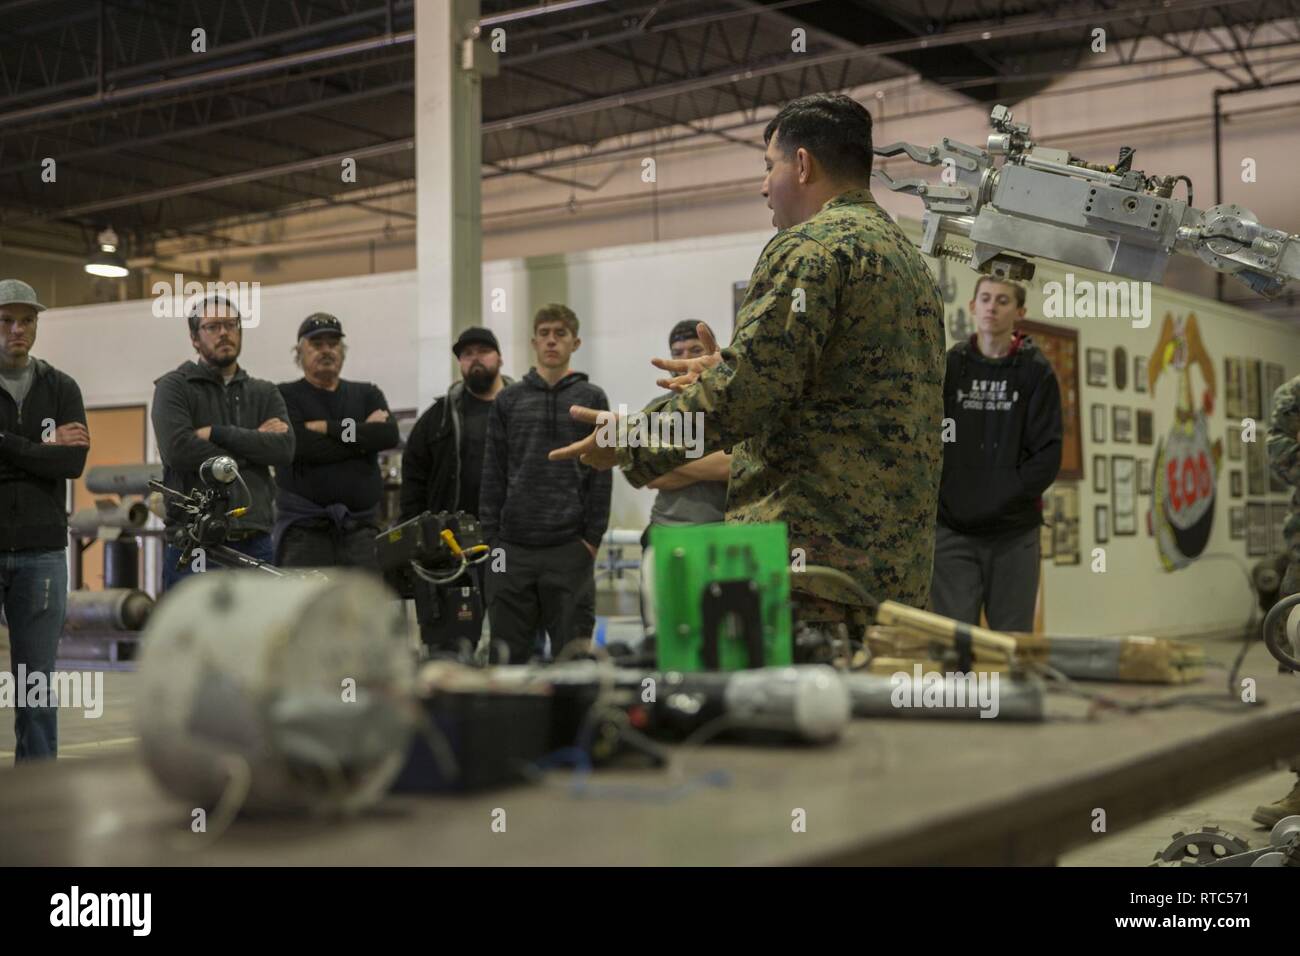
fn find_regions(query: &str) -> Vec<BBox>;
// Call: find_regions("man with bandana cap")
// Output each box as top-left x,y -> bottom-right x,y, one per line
275,313 -> 399,569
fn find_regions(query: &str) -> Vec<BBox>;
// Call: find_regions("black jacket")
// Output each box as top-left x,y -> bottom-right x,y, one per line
479,369 -> 612,548
938,334 -> 1063,535
0,358 -> 88,550
400,376 -> 515,522
151,360 -> 295,535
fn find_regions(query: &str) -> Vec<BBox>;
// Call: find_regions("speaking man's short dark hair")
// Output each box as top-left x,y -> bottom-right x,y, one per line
763,93 -> 874,183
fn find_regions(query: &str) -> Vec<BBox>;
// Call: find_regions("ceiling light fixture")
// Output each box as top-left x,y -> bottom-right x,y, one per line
85,227 -> 129,278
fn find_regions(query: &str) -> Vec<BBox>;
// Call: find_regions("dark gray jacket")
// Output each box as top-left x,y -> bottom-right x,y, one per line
0,358 -> 88,550
151,360 -> 295,536
479,369 -> 612,548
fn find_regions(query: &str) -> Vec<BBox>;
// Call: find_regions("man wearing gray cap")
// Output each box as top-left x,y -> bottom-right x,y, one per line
274,313 -> 399,569
0,279 -> 89,761
152,292 -> 294,589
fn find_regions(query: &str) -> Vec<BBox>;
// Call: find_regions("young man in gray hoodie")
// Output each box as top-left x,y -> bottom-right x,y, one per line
151,293 -> 295,588
479,304 -> 612,662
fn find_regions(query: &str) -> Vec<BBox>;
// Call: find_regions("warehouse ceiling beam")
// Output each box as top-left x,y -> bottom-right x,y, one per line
147,180 -> 420,247
0,79 -> 413,177
29,139 -> 413,221
502,30 -> 768,152
481,0 -> 1262,134
0,28 -> 415,129
0,48 -> 413,142
0,0 -> 414,107
1115,3 -> 1253,88
484,44 -> 1300,180
1,98 -> 412,228
479,0 -> 613,28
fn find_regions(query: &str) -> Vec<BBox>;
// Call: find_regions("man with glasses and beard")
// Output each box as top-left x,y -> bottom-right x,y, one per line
151,293 -> 295,589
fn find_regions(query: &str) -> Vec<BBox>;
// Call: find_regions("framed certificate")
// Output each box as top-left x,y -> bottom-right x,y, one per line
1111,455 -> 1137,536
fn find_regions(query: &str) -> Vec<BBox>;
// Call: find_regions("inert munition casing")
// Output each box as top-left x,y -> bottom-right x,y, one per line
85,464 -> 164,496
843,671 -> 1045,721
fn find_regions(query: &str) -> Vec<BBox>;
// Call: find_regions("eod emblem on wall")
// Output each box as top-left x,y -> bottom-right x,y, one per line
1148,313 -> 1221,571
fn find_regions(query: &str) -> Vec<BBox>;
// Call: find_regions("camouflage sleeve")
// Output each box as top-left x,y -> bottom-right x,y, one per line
612,393 -> 692,479
616,430 -> 693,480
618,232 -> 840,487
1267,378 -> 1300,485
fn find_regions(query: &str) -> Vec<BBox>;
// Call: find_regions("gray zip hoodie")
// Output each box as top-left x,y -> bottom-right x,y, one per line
151,359 -> 295,536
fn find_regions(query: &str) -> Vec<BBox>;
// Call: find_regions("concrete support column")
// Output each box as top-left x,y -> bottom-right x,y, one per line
415,0 -> 484,410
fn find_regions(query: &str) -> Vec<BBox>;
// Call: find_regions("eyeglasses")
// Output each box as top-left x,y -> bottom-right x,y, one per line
199,320 -> 240,335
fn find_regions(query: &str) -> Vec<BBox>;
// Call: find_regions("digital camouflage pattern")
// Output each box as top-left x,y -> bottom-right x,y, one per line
618,187 -> 945,609
1267,374 -> 1300,596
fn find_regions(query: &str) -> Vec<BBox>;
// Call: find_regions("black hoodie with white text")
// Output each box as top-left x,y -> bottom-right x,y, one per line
937,333 -> 1063,535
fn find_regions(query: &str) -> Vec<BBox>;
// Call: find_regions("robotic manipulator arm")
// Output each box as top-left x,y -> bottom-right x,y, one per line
148,456 -> 283,575
875,104 -> 1300,298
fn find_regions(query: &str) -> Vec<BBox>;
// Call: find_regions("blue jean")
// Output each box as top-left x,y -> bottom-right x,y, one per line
1,548 -> 68,761
162,534 -> 275,591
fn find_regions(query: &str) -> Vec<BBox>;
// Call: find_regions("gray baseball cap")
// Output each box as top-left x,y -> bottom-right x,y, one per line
0,279 -> 47,313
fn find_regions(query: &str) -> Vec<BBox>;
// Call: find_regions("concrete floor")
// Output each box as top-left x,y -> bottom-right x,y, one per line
1,628 -> 1294,866
1060,763 -> 1292,866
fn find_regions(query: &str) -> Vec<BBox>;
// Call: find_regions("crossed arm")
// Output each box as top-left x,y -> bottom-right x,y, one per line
0,386 -> 90,480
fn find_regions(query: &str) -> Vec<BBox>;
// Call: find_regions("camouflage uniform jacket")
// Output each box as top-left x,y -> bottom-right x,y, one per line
1267,374 -> 1300,593
617,188 -> 945,608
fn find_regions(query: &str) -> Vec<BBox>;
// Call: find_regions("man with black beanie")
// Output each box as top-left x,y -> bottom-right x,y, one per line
930,277 -> 1062,631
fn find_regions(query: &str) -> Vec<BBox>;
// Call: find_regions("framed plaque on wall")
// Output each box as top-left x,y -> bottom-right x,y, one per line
1019,320 -> 1083,481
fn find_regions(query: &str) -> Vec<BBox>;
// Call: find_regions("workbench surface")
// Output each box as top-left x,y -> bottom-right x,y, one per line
3,648 -> 1297,866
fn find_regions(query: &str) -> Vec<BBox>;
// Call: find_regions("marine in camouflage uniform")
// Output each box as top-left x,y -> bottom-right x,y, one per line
617,187 -> 946,621
1267,375 -> 1300,597
1258,374 -> 1300,826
